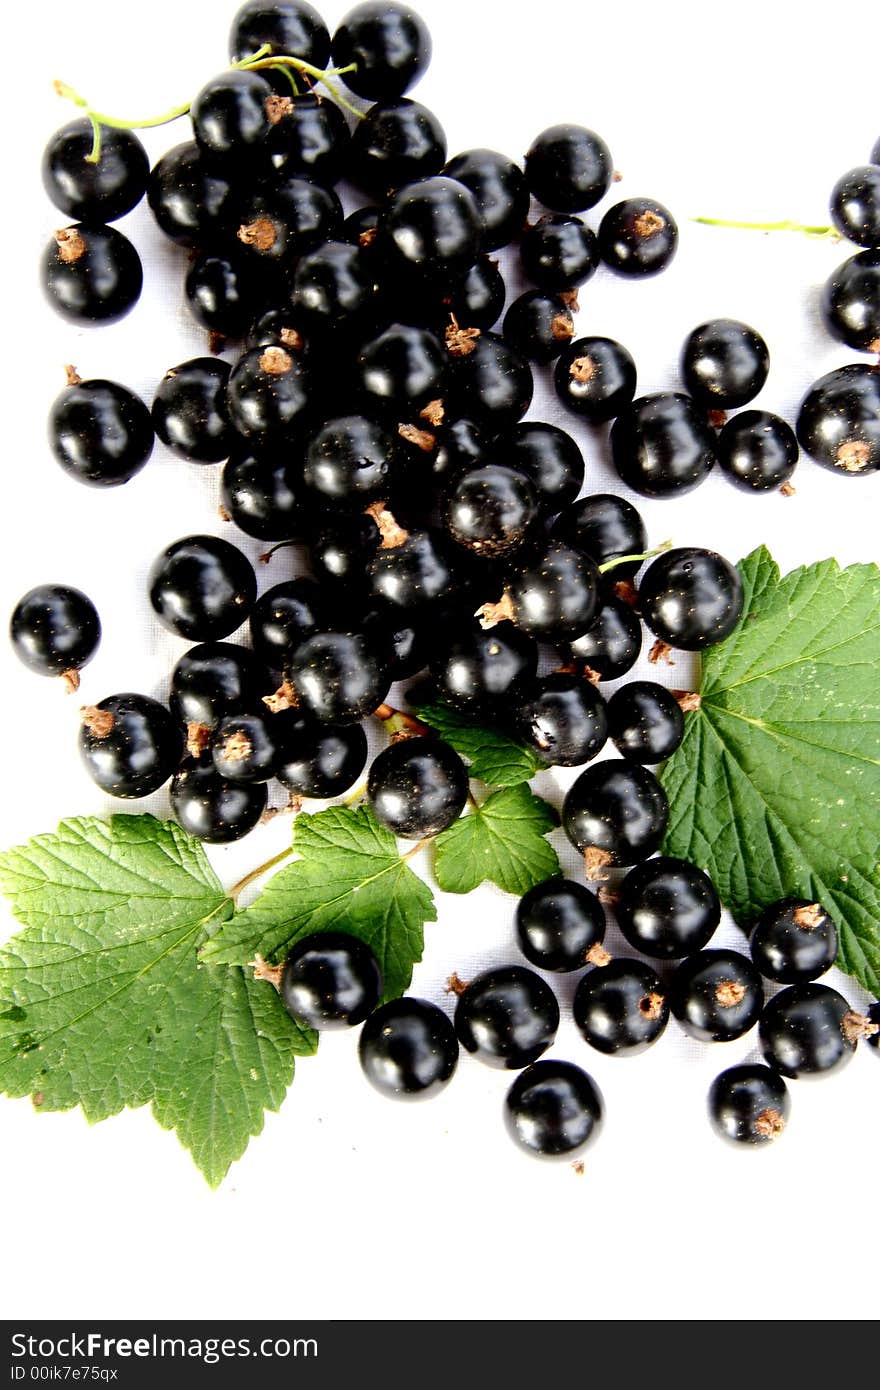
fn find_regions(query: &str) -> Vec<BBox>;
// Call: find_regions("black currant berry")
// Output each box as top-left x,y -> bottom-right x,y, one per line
562,760 -> 668,871
796,364 -> 880,476
524,124 -> 612,212
303,415 -> 399,507
185,249 -> 270,340
454,966 -> 559,1070
515,674 -> 608,768
708,1065 -> 791,1145
611,393 -> 717,497
230,0 -> 330,66
80,694 -> 183,798
170,760 -> 267,843
759,983 -> 872,1078
441,256 -> 506,331
503,291 -> 575,363
381,176 -> 482,286
429,621 -> 537,714
247,305 -> 309,351
573,960 -> 669,1056
607,681 -> 685,763
191,70 -> 274,160
361,611 -> 428,681
292,239 -> 378,332
480,541 -> 599,643
444,148 -> 529,250
49,376 -> 153,488
211,711 -> 277,783
639,547 -> 743,651
368,737 -> 468,837
598,199 -> 678,276
567,598 -> 642,681
821,251 -> 880,353
520,215 -> 599,293
359,998 -> 458,1099
147,141 -> 238,247
148,535 -> 257,641
349,99 -> 446,196
288,630 -> 389,724
829,165 -> 880,248
10,584 -> 100,686
266,93 -> 351,186
616,856 -> 721,959
235,177 -> 343,266
504,423 -> 584,511
717,411 -> 799,492
356,323 -> 446,417
446,465 -> 538,558
311,513 -> 382,589
42,120 -> 149,222
280,931 -> 382,1030
681,319 -> 770,409
368,526 -> 460,613
170,642 -> 267,732
669,950 -> 763,1043
553,337 -> 638,423
274,714 -> 368,798
42,225 -> 142,324
448,332 -> 533,434
227,346 -> 311,441
504,1060 -> 603,1159
750,899 -> 838,985
152,358 -> 234,464
250,579 -> 334,674
515,879 -> 606,973
221,446 -> 306,541
429,417 -> 490,486
332,3 -> 431,101
551,493 -> 647,575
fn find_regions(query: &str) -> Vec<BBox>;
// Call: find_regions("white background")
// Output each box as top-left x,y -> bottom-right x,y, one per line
1,0 -> 878,1323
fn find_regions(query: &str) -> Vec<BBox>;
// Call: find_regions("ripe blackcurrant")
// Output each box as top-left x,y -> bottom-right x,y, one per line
42,120 -> 149,222
266,93 -> 351,187
227,346 -> 311,441
524,124 -> 612,213
170,642 -> 268,732
515,879 -> 606,973
749,899 -> 838,985
573,959 -> 669,1056
332,2 -> 431,100
221,446 -> 306,541
80,694 -> 183,798
359,998 -> 458,1098
49,376 -> 153,488
638,547 -> 743,650
447,333 -> 534,434
42,224 -> 143,324
288,630 -> 389,725
553,337 -> 637,423
211,711 -> 277,783
606,681 -> 685,763
356,323 -> 446,417
152,358 -> 234,464
562,760 -> 668,870
170,760 -> 267,842
598,198 -> 678,276
551,493 -> 647,575
446,465 -> 538,557
829,165 -> 880,248
229,0 -> 331,66
381,177 -> 482,286
249,579 -> 335,675
303,415 -> 399,507
514,673 -> 608,767
349,99 -> 447,196
669,950 -> 763,1043
280,931 -> 382,1030
292,239 -> 378,332
611,393 -> 717,497
615,856 -> 721,958
681,319 -> 770,409
149,536 -> 256,643
235,177 -> 343,266
504,1060 -> 603,1159
367,737 -> 468,837
190,70 -> 274,161
504,423 -> 584,511
821,251 -> 880,353
519,214 -> 599,293
10,585 -> 100,685
368,527 -> 460,613
481,541 -> 599,643
503,291 -> 575,363
148,141 -> 238,247
567,598 -> 642,681
274,714 -> 368,798
454,966 -> 559,1069
717,411 -> 799,492
708,1065 -> 791,1145
429,620 -> 538,714
444,147 -> 529,251
760,983 -> 872,1078
796,364 -> 880,476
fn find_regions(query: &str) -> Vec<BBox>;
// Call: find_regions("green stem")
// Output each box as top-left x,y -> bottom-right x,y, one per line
693,216 -> 840,242
599,540 -> 672,575
228,846 -> 295,901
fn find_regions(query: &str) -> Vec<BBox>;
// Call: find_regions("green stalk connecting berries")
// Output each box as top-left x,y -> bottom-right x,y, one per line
597,540 -> 672,574
694,216 -> 841,242
54,43 -> 362,164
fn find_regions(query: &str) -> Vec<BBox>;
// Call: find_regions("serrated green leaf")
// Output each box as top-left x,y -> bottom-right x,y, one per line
201,805 -> 436,1001
414,700 -> 540,786
0,815 -> 314,1187
660,547 -> 880,997
433,786 -> 560,895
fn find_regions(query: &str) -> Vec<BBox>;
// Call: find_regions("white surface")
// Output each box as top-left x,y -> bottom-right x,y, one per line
1,0 -> 878,1324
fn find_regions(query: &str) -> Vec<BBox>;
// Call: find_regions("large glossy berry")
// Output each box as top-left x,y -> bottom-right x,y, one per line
598,198 -> 678,276
553,337 -> 637,423
552,493 -> 647,575
448,333 -> 533,433
356,324 -> 446,417
524,124 -> 612,213
280,931 -> 382,1030
515,674 -> 608,767
249,579 -> 333,674
235,177 -> 342,266
515,879 -> 605,973
274,714 -> 368,797
574,959 -> 669,1056
454,966 -> 559,1069
80,694 -> 182,798
639,547 -> 743,651
429,620 -> 537,714
429,417 -> 490,486
562,760 -> 668,868
760,983 -> 867,1078
11,585 -> 100,682
611,393 -> 717,497
221,446 -> 305,541
304,415 -> 398,507
148,536 -> 256,641
292,240 -> 378,332
266,93 -> 351,186
211,711 -> 278,783
170,761 -> 267,842
616,856 -> 721,959
42,224 -> 142,324
49,377 -> 153,488
152,358 -> 234,464
795,364 -> 880,476
708,1065 -> 791,1146
288,630 -> 389,724
170,642 -> 268,731
829,165 -> 880,248
332,2 -> 431,100
717,411 -> 799,491
368,528 -> 460,612
311,512 -> 382,589
349,99 -> 446,196
670,950 -> 763,1043
359,998 -> 458,1099
381,176 -> 482,286
503,291 -> 575,363
520,215 -> 599,292
445,148 -> 529,250
750,899 -> 838,985
185,249 -> 270,340
607,681 -> 685,763
148,142 -> 238,247
230,0 -> 330,63
368,737 -> 468,838
504,423 -> 584,511
191,70 -> 274,160
227,346 -> 311,441
681,319 -> 770,409
822,251 -> 880,352
446,465 -> 537,558
42,120 -> 149,222
567,598 -> 642,681
504,1060 -> 603,1159
442,257 -> 505,331
487,541 -> 599,642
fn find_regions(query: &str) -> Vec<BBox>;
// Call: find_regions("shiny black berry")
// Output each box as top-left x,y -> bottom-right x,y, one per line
368,527 -> 460,613
80,694 -> 182,798
553,337 -> 637,423
42,120 -> 149,222
446,465 -> 538,558
147,141 -> 238,247
759,983 -> 869,1078
289,630 -> 389,725
795,364 -> 880,476
429,621 -> 538,714
356,323 -> 446,417
304,415 -> 399,507
749,899 -> 838,985
573,960 -> 669,1056
211,711 -> 277,783
504,423 -> 584,511
611,393 -> 717,497
235,177 -> 342,266
598,198 -> 678,276
42,225 -> 142,324
567,598 -> 642,681
280,931 -> 382,1030
49,376 -> 153,488
148,535 -> 256,641
191,70 -> 274,160
616,856 -> 721,959
515,673 -> 608,767
11,585 -> 100,683
503,291 -> 575,362
821,251 -> 880,353
515,879 -> 606,973
368,737 -> 468,837
829,165 -> 880,248
487,541 -> 599,642
227,346 -> 311,441
221,445 -> 306,540
639,547 -> 743,651
454,966 -> 559,1069
607,681 -> 685,763
359,998 -> 458,1099
170,760 -> 267,842
185,249 -> 269,340
332,2 -> 431,100
448,332 -> 534,433
381,176 -> 482,286
152,358 -> 234,464
524,124 -> 612,213
249,579 -> 333,675
274,714 -> 368,797
708,1065 -> 791,1145
444,147 -> 529,250
681,319 -> 770,409
170,642 -> 268,732
669,950 -> 763,1043
229,0 -> 330,66
266,93 -> 351,186
562,760 -> 668,869
717,411 -> 799,491
520,214 -> 599,293
292,239 -> 378,332
551,492 -> 646,575
349,98 -> 446,196
504,1060 -> 603,1159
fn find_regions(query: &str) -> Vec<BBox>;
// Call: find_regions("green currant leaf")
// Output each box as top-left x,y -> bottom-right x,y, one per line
660,547 -> 880,997
201,805 -> 436,1001
411,699 -> 540,786
0,815 -> 314,1188
433,786 -> 560,896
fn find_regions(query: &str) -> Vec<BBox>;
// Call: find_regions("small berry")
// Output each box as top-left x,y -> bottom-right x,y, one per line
574,959 -> 669,1056
453,966 -> 560,1069
515,879 -> 606,973
504,1060 -> 604,1159
359,998 -> 458,1099
669,949 -> 764,1043
598,198 -> 678,276
280,932 -> 382,1030
708,1065 -> 791,1145
616,856 -> 721,959
750,898 -> 838,984
759,983 -> 872,1078
367,738 -> 468,838
11,585 -> 100,686
681,319 -> 770,409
